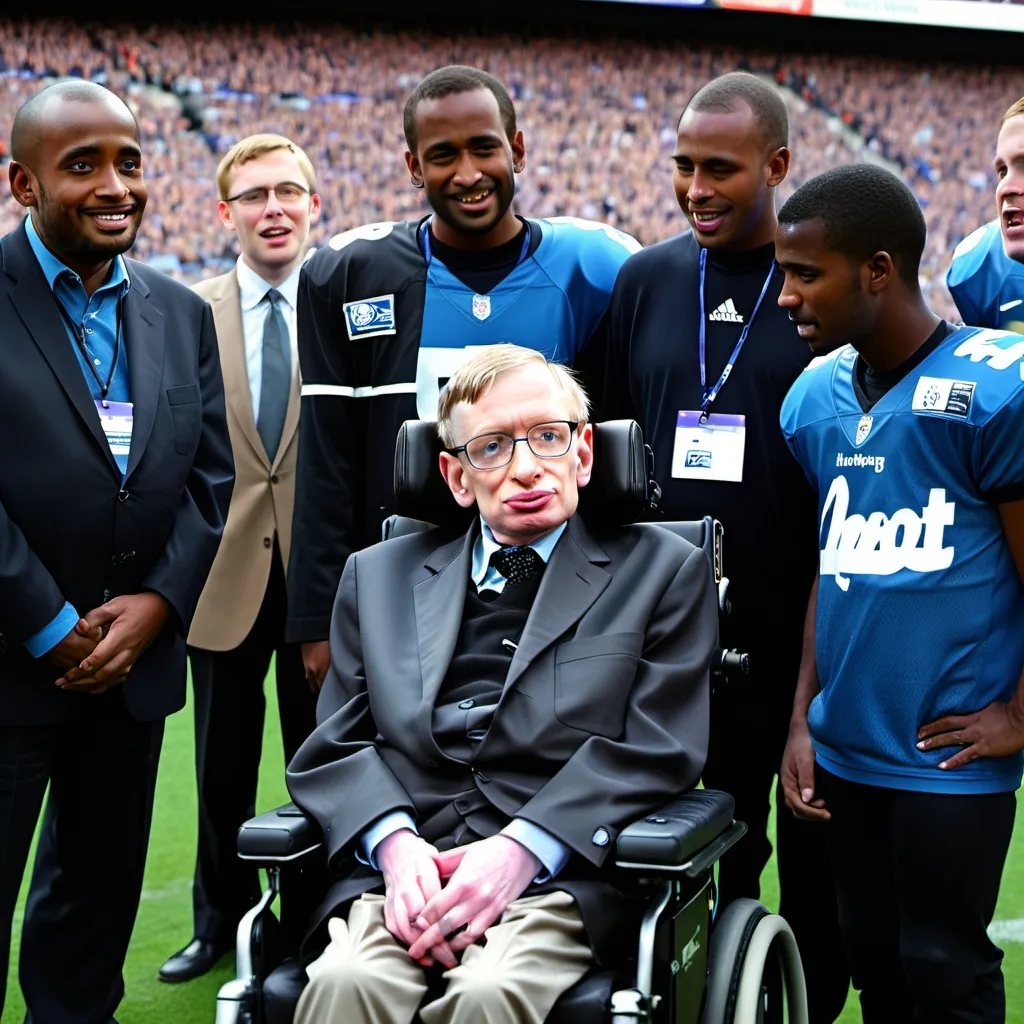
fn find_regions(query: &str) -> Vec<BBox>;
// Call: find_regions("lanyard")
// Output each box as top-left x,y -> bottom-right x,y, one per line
56,293 -> 124,403
418,218 -> 532,270
697,246 -> 776,420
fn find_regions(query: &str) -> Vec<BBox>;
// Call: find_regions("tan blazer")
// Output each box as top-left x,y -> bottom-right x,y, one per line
187,269 -> 299,651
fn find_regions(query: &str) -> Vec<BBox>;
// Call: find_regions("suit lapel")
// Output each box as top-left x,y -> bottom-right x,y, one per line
123,273 -> 165,480
3,225 -> 120,476
504,516 -> 611,690
413,527 -> 475,712
214,272 -> 269,468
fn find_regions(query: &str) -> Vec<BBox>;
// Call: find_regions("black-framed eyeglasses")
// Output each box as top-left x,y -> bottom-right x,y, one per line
225,182 -> 311,206
446,421 -> 579,470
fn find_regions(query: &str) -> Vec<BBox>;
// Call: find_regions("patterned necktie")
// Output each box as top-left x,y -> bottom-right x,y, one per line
256,288 -> 291,461
490,545 -> 545,587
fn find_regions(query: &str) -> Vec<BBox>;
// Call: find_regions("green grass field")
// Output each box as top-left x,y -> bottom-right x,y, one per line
4,672 -> 1023,1023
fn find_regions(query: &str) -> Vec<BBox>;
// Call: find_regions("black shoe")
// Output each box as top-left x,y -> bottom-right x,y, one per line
158,937 -> 232,983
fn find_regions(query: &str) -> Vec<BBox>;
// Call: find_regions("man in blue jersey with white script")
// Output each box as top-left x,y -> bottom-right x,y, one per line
777,164 -> 1023,1024
947,96 -> 1024,333
287,65 -> 639,690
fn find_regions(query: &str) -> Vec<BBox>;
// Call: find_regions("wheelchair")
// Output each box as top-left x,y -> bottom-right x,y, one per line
216,419 -> 807,1024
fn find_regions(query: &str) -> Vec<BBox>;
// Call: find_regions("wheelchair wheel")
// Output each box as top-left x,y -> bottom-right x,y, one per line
702,898 -> 808,1024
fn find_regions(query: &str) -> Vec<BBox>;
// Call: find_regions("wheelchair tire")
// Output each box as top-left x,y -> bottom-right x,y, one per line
734,915 -> 807,1024
703,898 -> 809,1024
703,898 -> 769,1024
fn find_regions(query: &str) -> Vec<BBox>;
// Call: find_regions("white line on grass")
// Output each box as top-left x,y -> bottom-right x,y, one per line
139,880 -> 190,901
988,919 -> 1024,943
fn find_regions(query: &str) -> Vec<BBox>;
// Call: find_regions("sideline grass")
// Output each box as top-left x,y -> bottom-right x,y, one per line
4,671 -> 1023,1022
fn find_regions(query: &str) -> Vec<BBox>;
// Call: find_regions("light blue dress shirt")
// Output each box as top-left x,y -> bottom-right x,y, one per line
234,256 -> 299,416
22,216 -> 132,658
360,519 -> 571,882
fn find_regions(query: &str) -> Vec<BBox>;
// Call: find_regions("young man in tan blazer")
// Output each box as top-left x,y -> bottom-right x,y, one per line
159,134 -> 322,983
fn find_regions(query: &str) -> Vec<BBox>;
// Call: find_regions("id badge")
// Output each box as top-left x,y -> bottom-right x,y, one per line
671,411 -> 746,482
95,399 -> 133,461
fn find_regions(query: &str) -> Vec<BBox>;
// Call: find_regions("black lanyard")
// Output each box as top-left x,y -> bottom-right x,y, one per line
56,293 -> 124,403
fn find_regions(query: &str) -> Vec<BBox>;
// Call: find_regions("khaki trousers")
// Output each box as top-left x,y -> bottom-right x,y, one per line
294,890 -> 592,1024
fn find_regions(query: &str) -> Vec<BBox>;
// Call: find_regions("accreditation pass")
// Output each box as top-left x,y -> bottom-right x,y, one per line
95,399 -> 133,461
671,411 -> 746,483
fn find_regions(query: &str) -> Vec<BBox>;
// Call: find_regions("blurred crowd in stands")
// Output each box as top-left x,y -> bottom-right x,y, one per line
0,17 -> 1016,317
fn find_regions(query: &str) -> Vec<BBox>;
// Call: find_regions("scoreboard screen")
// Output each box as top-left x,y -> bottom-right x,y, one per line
587,0 -> 1024,33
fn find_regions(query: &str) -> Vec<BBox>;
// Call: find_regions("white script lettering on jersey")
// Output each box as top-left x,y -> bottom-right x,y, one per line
953,329 -> 1024,370
819,475 -> 954,591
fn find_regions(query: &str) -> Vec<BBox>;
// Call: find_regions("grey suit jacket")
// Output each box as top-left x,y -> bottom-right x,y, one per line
287,513 -> 717,964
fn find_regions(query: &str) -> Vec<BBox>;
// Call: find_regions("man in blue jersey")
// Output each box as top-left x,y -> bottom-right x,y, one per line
777,163 -> 1024,1024
947,97 -> 1024,332
287,65 -> 639,690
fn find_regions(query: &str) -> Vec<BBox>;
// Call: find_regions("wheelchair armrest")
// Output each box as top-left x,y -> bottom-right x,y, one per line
236,803 -> 323,863
614,789 -> 745,877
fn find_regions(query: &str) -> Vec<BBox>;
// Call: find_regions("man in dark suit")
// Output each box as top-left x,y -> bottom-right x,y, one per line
287,345 -> 716,1024
0,80 -> 233,1023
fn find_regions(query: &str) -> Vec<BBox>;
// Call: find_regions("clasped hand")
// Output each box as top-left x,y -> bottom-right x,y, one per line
376,830 -> 540,969
54,592 -> 170,694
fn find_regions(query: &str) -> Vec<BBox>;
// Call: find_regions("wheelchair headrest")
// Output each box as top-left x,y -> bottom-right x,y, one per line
393,419 -> 654,531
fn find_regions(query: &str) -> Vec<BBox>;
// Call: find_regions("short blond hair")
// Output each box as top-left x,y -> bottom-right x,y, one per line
1001,97 -> 1024,128
215,133 -> 317,201
437,345 -> 590,446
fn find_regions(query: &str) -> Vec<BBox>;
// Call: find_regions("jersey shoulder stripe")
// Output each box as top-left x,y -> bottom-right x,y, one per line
302,220 -> 423,292
781,344 -> 851,436
947,219 -> 1001,289
538,216 -> 641,292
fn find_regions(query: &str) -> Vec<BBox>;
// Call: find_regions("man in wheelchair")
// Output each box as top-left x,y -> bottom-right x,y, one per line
284,344 -> 719,1024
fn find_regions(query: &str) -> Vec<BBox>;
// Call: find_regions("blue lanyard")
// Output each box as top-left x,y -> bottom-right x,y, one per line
697,246 -> 776,421
418,218 -> 532,270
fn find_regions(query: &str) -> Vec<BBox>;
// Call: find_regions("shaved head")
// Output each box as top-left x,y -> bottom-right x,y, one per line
7,78 -> 147,280
11,80 -> 138,165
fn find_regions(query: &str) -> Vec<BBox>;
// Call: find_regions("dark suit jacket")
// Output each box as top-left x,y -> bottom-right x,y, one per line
287,513 -> 717,964
0,221 -> 234,725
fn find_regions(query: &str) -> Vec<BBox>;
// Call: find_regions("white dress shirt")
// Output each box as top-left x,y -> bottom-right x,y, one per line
235,256 -> 300,416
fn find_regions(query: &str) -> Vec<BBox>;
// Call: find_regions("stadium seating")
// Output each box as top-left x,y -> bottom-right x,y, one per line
0,16 -> 1017,320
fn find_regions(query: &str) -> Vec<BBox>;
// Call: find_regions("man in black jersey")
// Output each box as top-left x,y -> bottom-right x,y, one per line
582,71 -> 849,1022
287,65 -> 636,691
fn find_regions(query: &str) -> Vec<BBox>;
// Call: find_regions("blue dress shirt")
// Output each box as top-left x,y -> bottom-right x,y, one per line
359,519 -> 571,882
22,216 -> 131,658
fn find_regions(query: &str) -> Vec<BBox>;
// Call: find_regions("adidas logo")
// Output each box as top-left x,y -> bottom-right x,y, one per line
709,298 -> 744,324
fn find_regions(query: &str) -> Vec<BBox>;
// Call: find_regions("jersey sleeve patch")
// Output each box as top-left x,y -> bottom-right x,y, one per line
911,377 -> 976,419
343,294 -> 396,339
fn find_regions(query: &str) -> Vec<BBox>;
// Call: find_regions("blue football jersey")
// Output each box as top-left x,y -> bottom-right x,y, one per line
415,216 -> 640,417
947,220 -> 1024,333
781,326 -> 1024,793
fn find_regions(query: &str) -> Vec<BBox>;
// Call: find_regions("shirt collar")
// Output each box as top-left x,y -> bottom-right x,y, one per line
471,518 -> 567,587
236,254 -> 301,313
25,213 -> 129,297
